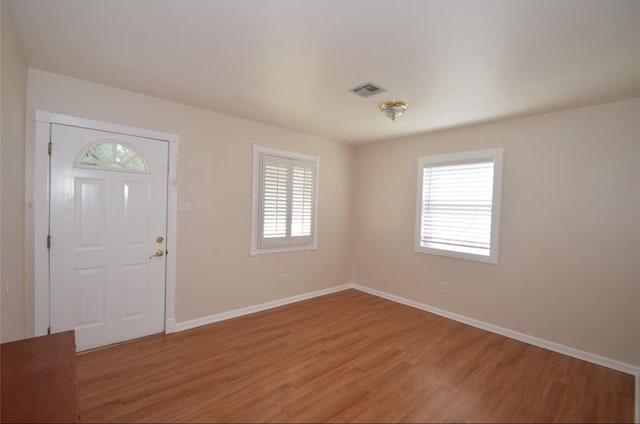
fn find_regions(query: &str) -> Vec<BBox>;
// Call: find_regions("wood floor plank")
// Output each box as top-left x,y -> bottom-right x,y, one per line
76,289 -> 635,422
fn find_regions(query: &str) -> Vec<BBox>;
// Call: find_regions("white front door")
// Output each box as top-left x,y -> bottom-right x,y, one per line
49,123 -> 169,351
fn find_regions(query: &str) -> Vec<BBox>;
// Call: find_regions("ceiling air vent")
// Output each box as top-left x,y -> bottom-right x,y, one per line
350,82 -> 386,98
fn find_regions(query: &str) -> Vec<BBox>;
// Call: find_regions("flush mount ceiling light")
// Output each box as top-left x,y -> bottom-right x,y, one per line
379,101 -> 408,121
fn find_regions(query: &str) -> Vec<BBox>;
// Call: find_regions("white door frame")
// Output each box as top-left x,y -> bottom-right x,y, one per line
31,111 -> 179,336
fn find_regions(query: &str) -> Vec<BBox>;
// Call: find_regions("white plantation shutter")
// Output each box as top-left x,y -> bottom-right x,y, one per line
416,149 -> 503,264
262,156 -> 289,239
291,161 -> 314,238
253,146 -> 318,253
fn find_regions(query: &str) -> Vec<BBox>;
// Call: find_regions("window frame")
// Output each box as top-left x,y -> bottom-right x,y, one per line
414,148 -> 503,264
75,140 -> 150,174
250,145 -> 319,256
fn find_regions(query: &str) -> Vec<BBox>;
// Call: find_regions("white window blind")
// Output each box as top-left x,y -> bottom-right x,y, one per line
251,146 -> 318,255
416,149 -> 503,264
421,161 -> 494,255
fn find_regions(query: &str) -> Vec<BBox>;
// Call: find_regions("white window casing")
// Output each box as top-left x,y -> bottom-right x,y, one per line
415,148 -> 503,264
251,145 -> 319,255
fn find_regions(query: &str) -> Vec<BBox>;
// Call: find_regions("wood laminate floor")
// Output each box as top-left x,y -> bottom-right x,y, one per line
77,289 -> 635,422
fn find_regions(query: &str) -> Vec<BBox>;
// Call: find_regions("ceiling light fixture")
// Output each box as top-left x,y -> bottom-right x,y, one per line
379,101 -> 408,121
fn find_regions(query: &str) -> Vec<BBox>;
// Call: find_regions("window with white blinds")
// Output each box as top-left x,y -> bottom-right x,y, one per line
415,148 -> 503,264
251,146 -> 318,255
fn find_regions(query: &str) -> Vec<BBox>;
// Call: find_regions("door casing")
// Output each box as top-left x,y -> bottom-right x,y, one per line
30,111 -> 180,337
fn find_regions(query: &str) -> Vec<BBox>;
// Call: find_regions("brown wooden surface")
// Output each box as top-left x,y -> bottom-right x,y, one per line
1,330 -> 78,423
77,290 -> 635,422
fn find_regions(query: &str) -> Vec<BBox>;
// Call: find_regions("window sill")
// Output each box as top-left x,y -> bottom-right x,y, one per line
250,244 -> 318,256
414,245 -> 497,264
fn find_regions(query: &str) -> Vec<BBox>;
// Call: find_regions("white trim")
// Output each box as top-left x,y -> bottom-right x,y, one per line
312,155 -> 320,253
352,284 -> 639,377
47,113 -> 178,142
635,369 -> 639,424
250,146 -> 260,254
31,111 -> 179,337
33,113 -> 51,336
252,144 -> 317,162
24,109 -> 37,337
175,284 -> 352,332
164,140 -> 179,333
414,148 -> 503,265
250,244 -> 318,256
165,318 -> 176,334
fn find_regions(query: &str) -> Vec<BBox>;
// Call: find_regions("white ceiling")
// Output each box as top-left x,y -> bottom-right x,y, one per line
8,0 -> 640,143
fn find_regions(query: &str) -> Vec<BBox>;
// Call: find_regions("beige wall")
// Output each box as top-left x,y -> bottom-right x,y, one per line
5,50 -> 639,367
26,68 -> 354,323
1,0 -> 27,342
637,102 -> 640,361
352,98 -> 640,366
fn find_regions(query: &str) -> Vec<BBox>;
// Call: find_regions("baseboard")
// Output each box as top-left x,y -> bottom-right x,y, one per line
174,284 -> 353,332
635,369 -> 639,424
164,318 -> 176,334
171,282 -> 638,420
174,282 -> 639,375
352,283 -> 639,377
353,283 -> 640,421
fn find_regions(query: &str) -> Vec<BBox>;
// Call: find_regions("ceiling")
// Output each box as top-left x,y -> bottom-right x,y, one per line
8,0 -> 640,144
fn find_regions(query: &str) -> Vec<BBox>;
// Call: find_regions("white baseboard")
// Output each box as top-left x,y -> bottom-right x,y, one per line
174,284 -> 352,332
352,283 -> 639,376
352,283 -> 640,422
635,369 -> 639,424
171,282 -> 638,420
165,318 -> 176,334
174,282 -> 640,375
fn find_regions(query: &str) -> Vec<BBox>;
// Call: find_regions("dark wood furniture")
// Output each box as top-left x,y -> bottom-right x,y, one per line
1,331 -> 78,423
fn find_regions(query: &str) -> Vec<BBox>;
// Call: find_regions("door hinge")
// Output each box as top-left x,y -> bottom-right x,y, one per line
48,142 -> 52,155
47,235 -> 51,249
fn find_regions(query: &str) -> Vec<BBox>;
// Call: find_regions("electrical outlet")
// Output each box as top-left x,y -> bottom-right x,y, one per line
440,282 -> 448,293
282,274 -> 289,284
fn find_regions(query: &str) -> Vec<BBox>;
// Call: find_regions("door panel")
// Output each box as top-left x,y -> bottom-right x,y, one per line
75,179 -> 106,247
50,124 -> 168,351
123,264 -> 148,318
124,181 -> 151,245
77,268 -> 105,326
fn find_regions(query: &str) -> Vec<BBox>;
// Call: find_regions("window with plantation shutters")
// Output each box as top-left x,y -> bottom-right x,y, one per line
415,148 -> 503,264
251,146 -> 318,255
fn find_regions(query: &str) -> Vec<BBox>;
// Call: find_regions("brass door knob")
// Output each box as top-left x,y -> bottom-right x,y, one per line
149,249 -> 165,259
156,236 -> 164,243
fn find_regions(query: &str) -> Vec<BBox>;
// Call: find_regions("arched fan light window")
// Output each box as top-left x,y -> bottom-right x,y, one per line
75,141 -> 149,173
